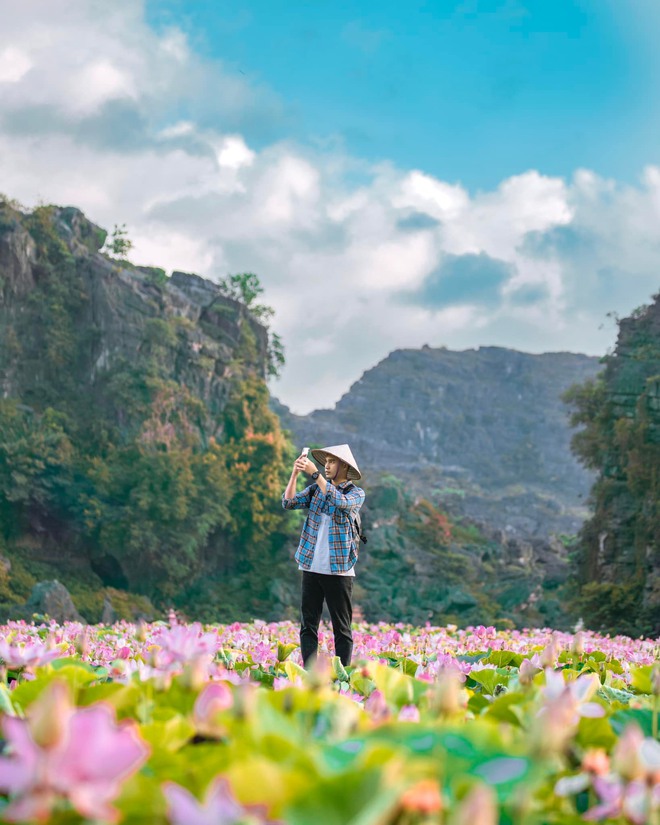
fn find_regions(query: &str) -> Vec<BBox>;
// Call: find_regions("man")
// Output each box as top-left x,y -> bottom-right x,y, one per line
282,444 -> 365,668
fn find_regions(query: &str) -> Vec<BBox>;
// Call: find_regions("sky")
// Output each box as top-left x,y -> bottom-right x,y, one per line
1,1 -> 660,413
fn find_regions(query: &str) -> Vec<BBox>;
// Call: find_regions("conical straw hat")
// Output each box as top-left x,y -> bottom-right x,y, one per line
311,444 -> 361,481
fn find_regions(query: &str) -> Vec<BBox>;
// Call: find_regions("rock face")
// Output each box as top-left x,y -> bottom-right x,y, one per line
26,580 -> 83,623
275,346 -> 601,537
571,294 -> 660,634
0,204 -> 269,439
0,200 -> 282,616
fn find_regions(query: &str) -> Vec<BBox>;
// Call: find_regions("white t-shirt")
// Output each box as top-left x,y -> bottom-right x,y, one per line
299,513 -> 356,577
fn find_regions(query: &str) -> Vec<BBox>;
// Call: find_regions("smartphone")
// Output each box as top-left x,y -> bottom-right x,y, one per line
301,447 -> 309,458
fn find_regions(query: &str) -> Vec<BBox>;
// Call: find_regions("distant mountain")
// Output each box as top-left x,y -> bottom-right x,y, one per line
273,346 -> 602,538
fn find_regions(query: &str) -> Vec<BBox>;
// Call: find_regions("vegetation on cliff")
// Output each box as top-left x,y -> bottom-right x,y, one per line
564,294 -> 660,637
1,197 -> 657,636
356,474 -> 572,630
0,198 -> 297,622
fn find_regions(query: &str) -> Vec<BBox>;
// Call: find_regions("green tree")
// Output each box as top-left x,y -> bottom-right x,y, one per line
563,295 -> 660,636
105,224 -> 133,260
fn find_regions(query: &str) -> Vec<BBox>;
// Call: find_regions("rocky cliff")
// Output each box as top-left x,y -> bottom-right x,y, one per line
274,346 -> 601,538
0,203 -> 269,436
0,199 -> 294,623
566,294 -> 660,635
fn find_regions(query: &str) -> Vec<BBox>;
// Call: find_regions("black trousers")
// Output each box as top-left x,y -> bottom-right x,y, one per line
300,571 -> 354,668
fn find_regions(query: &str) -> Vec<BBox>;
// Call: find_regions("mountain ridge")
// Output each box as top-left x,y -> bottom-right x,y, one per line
273,343 -> 602,537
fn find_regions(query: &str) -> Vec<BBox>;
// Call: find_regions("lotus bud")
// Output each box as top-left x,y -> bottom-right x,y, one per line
365,689 -> 391,723
181,655 -> 210,691
652,664 -> 660,697
232,683 -> 257,720
400,779 -> 443,815
612,724 -> 645,781
398,704 -> 421,723
582,748 -> 610,775
28,680 -> 72,749
136,619 -> 148,643
154,671 -> 173,692
452,784 -> 497,825
193,681 -> 233,738
540,639 -> 558,668
307,653 -> 332,690
75,627 -> 90,658
518,658 -> 540,686
571,631 -> 585,656
640,738 -> 660,784
431,668 -> 466,717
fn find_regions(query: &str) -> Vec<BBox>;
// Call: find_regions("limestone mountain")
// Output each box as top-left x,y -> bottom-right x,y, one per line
274,345 -> 602,538
565,293 -> 660,636
0,198 -> 296,622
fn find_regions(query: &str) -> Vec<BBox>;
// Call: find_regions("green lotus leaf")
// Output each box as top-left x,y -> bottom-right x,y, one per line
332,656 -> 349,683
484,650 -> 524,668
399,657 -> 419,677
0,682 -> 16,716
277,641 -> 299,662
140,710 -> 196,752
611,708 -> 654,737
78,681 -> 142,716
630,665 -> 653,695
575,715 -> 616,749
284,764 -> 401,825
469,668 -> 510,695
484,691 -> 526,725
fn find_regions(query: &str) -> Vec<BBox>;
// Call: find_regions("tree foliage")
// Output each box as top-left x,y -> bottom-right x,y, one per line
0,206 -> 297,620
563,295 -> 660,637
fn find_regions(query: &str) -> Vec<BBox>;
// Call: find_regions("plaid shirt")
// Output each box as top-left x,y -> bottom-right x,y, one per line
282,480 -> 365,573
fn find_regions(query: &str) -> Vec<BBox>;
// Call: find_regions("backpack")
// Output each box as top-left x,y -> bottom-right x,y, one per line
310,481 -> 367,549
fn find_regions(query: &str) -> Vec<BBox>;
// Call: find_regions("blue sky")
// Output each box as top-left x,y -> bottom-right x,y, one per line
145,0 -> 659,190
1,1 -> 660,411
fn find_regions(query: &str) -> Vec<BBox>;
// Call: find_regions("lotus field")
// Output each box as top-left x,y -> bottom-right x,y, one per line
0,619 -> 658,825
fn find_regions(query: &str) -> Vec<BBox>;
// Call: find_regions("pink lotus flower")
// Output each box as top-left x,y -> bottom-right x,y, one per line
150,623 -> 220,665
364,689 -> 391,723
541,668 -> 605,722
0,640 -> 60,670
532,669 -> 604,754
0,680 -> 149,823
453,783 -> 498,825
398,704 -> 420,722
193,681 -> 234,738
164,776 -> 280,825
518,657 -> 541,686
584,775 -> 656,824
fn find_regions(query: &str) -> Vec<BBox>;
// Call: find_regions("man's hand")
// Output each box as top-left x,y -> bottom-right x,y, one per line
284,454 -> 321,501
294,456 -> 317,476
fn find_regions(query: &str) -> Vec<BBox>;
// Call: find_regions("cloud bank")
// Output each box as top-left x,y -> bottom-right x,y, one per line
1,1 -> 659,413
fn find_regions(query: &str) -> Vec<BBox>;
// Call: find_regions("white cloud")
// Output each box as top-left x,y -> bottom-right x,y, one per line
0,47 -> 32,83
0,1 -> 658,414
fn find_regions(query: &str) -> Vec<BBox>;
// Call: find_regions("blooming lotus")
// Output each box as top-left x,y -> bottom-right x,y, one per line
193,681 -> 234,738
0,640 -> 60,670
584,775 -> 657,825
0,680 -> 149,823
164,776 -> 280,825
531,669 -> 604,755
541,668 -> 605,721
150,622 -> 220,666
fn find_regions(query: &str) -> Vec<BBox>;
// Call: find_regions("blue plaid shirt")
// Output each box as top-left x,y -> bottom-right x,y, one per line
282,481 -> 366,573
